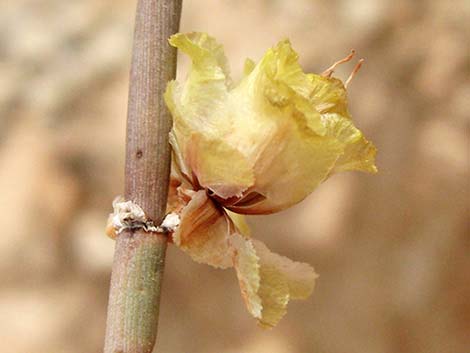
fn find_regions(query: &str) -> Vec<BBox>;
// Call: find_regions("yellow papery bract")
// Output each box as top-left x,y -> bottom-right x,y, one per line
307,74 -> 349,116
231,235 -> 317,328
256,265 -> 289,328
169,189 -> 317,327
253,240 -> 317,301
322,113 -> 378,173
186,132 -> 254,198
226,210 -> 251,237
172,190 -> 233,269
169,31 -> 231,86
231,234 -> 262,319
254,240 -> 317,328
162,32 -> 377,328
166,32 -> 377,214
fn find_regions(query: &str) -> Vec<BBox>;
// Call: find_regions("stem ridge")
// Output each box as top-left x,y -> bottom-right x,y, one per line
104,1 -> 182,352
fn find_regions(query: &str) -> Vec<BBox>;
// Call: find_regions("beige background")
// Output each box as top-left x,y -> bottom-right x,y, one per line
0,1 -> 468,352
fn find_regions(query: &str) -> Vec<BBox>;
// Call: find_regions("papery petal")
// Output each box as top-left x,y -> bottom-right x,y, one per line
253,240 -> 316,300
231,234 -> 317,328
166,33 -> 377,214
165,33 -> 232,182
169,131 -> 192,182
227,127 -> 342,214
166,32 -> 230,136
226,210 -> 251,237
247,39 -> 325,135
305,74 -> 377,173
167,34 -> 341,210
226,41 -> 378,212
172,190 -> 233,268
231,234 -> 262,319
169,32 -> 231,87
255,240 -> 317,328
322,113 -> 378,173
307,74 -> 349,116
222,41 -> 344,213
186,132 -> 254,199
169,185 -> 317,327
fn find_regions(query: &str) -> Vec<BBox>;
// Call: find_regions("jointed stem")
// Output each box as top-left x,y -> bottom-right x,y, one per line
104,1 -> 182,352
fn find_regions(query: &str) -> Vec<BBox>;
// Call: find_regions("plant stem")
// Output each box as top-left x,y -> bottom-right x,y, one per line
104,1 -> 182,352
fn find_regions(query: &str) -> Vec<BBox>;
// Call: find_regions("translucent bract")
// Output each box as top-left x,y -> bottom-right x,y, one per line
163,32 -> 377,327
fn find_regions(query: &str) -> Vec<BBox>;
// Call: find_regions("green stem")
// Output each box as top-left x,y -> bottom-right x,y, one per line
104,0 -> 182,352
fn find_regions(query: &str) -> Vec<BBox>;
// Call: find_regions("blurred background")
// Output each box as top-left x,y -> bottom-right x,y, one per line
0,1 -> 469,352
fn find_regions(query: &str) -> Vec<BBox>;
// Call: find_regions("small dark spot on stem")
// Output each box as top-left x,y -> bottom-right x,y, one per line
136,149 -> 143,159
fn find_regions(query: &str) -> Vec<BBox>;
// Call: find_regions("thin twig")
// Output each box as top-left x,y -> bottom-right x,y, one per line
104,1 -> 182,352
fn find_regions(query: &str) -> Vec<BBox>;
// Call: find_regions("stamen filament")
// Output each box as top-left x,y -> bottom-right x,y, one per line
321,49 -> 356,77
345,58 -> 364,88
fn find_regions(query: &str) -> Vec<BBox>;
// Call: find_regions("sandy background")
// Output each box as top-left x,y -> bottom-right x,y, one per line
0,1 -> 469,352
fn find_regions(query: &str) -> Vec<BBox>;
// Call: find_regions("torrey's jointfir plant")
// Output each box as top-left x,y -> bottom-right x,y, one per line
108,32 -> 377,328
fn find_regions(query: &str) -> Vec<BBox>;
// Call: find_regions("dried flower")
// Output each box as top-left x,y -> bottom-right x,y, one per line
164,32 -> 376,327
